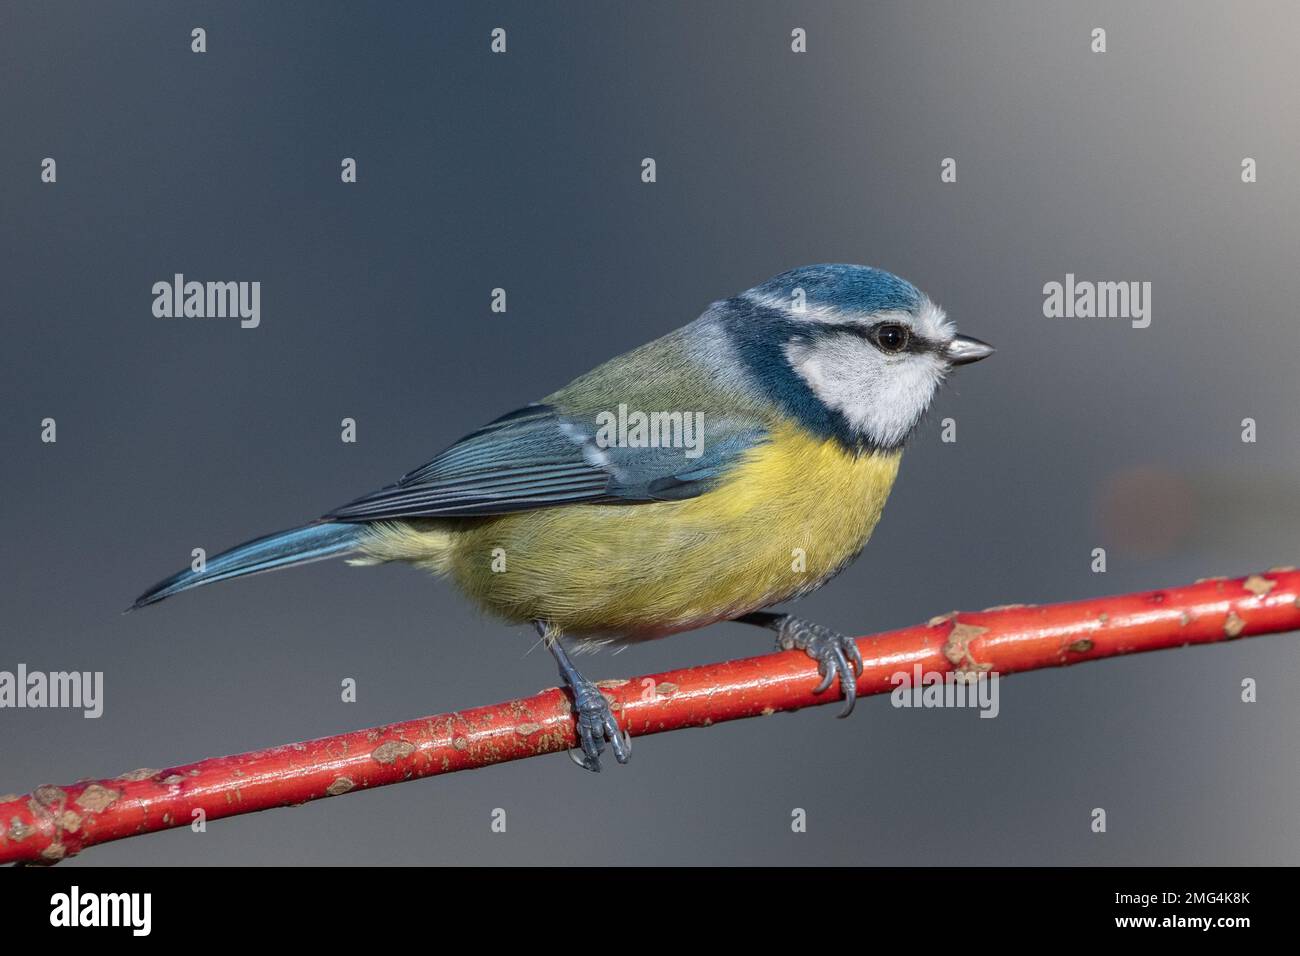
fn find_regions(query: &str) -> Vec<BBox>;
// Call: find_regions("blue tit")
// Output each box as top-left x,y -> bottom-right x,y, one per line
133,263 -> 993,771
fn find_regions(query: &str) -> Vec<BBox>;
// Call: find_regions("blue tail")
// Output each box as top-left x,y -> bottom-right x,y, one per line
131,522 -> 363,609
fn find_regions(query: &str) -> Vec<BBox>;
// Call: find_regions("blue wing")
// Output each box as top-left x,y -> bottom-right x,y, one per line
323,403 -> 768,521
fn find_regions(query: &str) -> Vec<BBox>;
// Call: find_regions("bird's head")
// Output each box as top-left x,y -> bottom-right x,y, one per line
724,264 -> 993,451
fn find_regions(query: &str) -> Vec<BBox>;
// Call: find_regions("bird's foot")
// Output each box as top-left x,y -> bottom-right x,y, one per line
538,622 -> 631,772
773,617 -> 864,718
564,675 -> 631,773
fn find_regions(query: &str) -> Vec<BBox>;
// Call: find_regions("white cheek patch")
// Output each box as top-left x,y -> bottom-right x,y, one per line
783,335 -> 947,447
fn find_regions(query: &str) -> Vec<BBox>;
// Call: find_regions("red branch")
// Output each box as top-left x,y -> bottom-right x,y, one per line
3,569 -> 1298,864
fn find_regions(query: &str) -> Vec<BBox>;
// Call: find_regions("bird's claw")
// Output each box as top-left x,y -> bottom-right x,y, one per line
775,619 -> 863,718
566,679 -> 631,773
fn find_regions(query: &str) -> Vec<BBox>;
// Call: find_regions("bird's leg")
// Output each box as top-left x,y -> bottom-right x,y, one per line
535,621 -> 631,772
735,611 -> 863,717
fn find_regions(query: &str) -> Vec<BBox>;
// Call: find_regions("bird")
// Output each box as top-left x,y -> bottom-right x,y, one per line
132,263 -> 993,771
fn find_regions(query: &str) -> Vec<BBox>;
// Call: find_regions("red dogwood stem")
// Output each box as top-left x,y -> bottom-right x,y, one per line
3,568 -> 1298,864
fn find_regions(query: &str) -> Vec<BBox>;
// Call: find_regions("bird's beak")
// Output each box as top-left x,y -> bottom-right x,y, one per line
944,334 -> 995,366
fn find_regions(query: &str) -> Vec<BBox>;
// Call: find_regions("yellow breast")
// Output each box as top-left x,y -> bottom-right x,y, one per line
366,423 -> 901,639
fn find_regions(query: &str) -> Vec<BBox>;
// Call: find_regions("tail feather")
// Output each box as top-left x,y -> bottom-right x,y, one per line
131,522 -> 363,610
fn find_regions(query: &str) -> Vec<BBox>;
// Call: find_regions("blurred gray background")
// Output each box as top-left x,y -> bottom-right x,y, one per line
2,1 -> 1298,865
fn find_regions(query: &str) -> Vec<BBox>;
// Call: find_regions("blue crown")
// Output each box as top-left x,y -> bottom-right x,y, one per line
748,264 -> 922,315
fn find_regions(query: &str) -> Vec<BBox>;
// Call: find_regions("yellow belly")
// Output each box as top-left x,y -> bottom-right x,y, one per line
360,424 -> 901,640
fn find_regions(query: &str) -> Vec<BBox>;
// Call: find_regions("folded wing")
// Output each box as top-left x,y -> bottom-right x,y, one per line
324,403 -> 768,521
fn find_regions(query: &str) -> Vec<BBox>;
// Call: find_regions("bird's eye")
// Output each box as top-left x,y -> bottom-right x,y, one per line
870,323 -> 910,354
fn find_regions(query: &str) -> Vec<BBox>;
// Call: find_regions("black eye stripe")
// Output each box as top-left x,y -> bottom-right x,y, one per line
804,321 -> 941,356
865,322 -> 938,356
